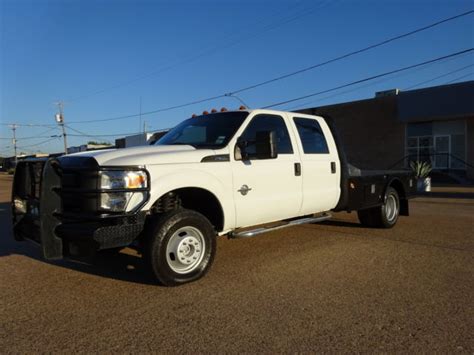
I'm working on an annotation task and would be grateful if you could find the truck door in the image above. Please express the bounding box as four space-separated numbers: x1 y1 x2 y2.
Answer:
231 113 303 228
290 115 341 215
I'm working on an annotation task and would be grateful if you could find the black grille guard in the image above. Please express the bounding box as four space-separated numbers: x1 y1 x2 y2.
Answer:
39 159 63 259
12 157 150 259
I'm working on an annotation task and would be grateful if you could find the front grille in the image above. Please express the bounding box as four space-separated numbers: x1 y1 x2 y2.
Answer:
56 156 101 216
60 170 99 214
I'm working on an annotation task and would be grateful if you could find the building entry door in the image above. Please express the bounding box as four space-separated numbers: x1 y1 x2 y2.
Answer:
434 135 450 169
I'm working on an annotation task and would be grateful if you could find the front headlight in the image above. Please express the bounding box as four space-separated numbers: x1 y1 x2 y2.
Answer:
100 170 148 189
99 170 148 212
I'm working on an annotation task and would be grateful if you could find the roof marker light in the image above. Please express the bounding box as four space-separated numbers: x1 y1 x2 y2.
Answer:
211 108 217 113
192 114 197 118
220 107 228 112
239 105 247 110
203 111 209 115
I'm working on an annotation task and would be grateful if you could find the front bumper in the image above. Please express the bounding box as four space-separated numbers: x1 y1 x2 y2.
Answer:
12 158 148 259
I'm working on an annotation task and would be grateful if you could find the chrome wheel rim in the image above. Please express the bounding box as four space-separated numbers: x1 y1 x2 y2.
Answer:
166 226 206 274
385 194 398 222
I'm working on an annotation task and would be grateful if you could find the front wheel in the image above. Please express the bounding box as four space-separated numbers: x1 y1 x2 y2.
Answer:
358 187 400 228
144 209 216 286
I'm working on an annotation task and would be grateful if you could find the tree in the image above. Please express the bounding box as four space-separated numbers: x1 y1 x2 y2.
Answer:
87 141 112 146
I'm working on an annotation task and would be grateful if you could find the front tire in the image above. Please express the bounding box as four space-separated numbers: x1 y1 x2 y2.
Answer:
144 209 216 286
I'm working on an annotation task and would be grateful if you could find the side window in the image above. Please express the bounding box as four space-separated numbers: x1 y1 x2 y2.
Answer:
293 117 329 154
240 114 293 155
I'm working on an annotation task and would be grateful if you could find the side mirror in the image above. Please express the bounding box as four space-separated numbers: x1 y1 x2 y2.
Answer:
235 130 278 161
255 130 278 159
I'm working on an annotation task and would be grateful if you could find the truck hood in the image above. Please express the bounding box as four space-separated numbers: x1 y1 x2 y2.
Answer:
67 145 216 166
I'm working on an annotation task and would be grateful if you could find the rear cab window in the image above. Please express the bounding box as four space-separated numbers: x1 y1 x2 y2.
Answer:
293 117 329 154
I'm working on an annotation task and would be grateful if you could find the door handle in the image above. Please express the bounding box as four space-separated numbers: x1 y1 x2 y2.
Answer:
238 185 252 196
331 162 336 174
294 162 301 176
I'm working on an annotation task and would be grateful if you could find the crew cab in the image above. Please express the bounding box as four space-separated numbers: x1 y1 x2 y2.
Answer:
11 109 416 286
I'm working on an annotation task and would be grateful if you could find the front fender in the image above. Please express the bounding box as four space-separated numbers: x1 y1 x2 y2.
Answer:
142 165 235 231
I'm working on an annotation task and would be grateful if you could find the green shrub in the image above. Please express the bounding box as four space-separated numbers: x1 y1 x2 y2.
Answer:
7 168 15 175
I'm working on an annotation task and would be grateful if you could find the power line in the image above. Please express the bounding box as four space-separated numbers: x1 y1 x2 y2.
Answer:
404 63 474 89
0 135 60 140
65 10 474 125
16 137 60 149
442 72 473 85
262 48 474 108
65 125 115 142
66 0 335 103
0 122 57 127
65 124 168 139
66 94 227 124
0 127 61 140
228 9 474 95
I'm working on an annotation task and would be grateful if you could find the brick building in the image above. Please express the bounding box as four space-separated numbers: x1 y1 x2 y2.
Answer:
299 80 474 180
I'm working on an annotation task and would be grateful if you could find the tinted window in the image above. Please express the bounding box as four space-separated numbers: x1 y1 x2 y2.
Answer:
240 114 293 155
293 117 329 154
157 112 248 149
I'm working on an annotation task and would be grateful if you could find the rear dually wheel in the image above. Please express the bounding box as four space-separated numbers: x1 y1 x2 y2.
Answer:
358 186 400 228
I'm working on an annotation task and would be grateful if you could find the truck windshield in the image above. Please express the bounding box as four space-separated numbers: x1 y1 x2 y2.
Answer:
156 111 249 149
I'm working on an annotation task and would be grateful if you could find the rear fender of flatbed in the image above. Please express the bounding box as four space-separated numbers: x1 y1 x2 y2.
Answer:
344 173 415 215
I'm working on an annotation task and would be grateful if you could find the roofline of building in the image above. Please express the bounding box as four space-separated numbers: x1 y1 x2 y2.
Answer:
299 79 474 112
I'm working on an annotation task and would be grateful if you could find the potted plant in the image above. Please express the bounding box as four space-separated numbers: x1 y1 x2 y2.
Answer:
410 161 432 192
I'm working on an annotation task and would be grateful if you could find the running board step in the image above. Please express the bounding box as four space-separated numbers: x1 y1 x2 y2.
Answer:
230 213 332 239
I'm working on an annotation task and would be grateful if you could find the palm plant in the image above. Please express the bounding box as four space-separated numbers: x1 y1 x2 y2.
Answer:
410 161 432 179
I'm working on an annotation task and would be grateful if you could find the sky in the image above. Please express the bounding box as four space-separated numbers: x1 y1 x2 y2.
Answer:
1 0 473 156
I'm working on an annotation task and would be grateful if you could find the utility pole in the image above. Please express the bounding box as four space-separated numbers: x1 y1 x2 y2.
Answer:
55 101 68 155
10 124 18 166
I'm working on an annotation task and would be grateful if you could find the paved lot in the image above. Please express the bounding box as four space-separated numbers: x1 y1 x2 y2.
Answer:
0 173 473 352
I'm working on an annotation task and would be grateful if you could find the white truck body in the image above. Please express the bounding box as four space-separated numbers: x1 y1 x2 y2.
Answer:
74 110 341 233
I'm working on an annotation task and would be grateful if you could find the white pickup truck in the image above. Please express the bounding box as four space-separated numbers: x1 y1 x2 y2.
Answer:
12 109 416 286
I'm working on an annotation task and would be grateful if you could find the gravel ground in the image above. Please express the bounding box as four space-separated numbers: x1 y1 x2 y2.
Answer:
0 173 473 353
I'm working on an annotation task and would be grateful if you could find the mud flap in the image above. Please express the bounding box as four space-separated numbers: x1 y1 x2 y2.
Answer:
40 159 63 259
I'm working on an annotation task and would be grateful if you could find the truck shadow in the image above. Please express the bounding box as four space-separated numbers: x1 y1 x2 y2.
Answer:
416 191 474 199
319 219 365 229
0 202 158 285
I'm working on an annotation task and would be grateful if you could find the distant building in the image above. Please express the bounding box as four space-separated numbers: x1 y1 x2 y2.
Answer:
298 80 474 181
67 143 113 154
124 133 153 148
115 130 168 148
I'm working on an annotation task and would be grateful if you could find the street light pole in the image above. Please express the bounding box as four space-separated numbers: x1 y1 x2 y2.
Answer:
10 124 18 166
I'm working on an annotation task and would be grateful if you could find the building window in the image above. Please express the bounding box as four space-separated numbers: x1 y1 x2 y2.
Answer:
406 120 466 170
406 136 433 165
